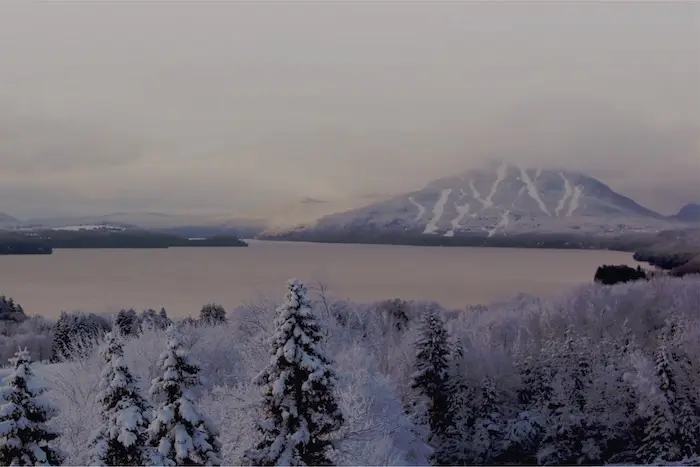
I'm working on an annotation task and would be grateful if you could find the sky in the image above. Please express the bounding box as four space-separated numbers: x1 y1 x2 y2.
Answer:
0 1 698 219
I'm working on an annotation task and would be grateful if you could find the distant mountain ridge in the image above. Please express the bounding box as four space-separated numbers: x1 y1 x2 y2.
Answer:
269 162 685 239
672 203 700 223
0 213 19 228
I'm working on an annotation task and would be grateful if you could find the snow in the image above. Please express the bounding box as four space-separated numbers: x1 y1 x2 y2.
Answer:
469 179 487 210
555 173 573 217
567 185 584 216
445 202 470 237
488 210 511 237
423 188 452 234
483 161 508 209
52 224 126 231
407 196 426 222
518 165 551 216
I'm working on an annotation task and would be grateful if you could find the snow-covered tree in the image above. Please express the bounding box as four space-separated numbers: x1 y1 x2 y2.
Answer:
632 341 700 464
199 304 227 326
0 348 63 466
410 307 452 447
149 324 222 466
470 377 505 464
435 337 473 465
243 279 344 466
88 332 152 466
114 309 139 337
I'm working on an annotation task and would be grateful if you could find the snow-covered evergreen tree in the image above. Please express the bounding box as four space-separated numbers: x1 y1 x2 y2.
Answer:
0 348 63 466
149 324 222 466
199 304 227 326
410 307 453 450
88 331 152 466
436 339 473 465
470 376 505 464
243 279 344 466
633 342 700 464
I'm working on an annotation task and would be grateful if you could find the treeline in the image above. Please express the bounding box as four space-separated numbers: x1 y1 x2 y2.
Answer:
0 229 247 253
0 298 230 365
263 228 654 252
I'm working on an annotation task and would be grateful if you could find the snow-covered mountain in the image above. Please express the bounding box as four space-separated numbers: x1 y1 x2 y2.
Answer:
290 162 676 238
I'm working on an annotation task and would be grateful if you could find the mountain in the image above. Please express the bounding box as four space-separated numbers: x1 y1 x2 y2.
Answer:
672 203 700 223
273 162 673 239
0 213 19 229
260 194 395 232
25 212 267 238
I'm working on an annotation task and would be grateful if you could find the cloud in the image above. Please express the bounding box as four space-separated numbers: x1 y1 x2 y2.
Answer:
0 113 145 175
0 2 697 217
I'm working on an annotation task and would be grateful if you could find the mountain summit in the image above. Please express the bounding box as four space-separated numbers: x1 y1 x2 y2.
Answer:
294 162 669 238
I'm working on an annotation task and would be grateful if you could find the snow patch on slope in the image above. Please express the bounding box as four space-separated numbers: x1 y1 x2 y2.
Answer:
469 180 486 210
408 196 427 222
518 166 551 216
484 161 508 209
567 185 583 217
445 202 470 237
555 173 573 217
488 210 511 237
424 189 452 234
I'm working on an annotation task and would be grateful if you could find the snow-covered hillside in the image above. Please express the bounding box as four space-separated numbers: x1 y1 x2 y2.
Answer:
294 162 683 237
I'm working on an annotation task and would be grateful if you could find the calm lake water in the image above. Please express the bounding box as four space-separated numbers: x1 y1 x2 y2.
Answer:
0 241 641 318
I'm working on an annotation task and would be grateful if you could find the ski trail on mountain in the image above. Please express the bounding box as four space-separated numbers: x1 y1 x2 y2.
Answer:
519 166 551 216
424 188 452 234
445 202 470 237
484 162 508 209
567 185 583 216
488 210 511 237
469 180 487 210
408 196 427 222
555 173 573 217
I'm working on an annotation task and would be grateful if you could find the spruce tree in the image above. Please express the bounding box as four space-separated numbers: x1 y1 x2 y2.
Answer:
411 308 452 442
635 343 698 463
0 348 63 466
436 338 473 465
243 279 344 466
471 377 505 464
149 324 221 466
199 304 227 326
88 332 152 466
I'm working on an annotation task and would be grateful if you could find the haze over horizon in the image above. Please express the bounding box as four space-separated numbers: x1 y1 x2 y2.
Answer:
0 1 698 219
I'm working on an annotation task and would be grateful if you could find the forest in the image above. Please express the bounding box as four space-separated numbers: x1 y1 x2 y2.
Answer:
2 274 700 465
0 229 247 254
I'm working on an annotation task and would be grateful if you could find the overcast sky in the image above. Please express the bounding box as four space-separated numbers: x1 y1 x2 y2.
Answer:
0 1 698 218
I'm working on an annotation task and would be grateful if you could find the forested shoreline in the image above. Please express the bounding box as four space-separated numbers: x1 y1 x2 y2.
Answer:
0 229 247 254
2 274 700 465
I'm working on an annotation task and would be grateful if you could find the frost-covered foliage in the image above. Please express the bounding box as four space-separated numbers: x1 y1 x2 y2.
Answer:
51 311 110 362
25 274 700 466
0 317 54 365
199 304 227 326
244 279 344 466
149 324 222 466
88 332 152 466
114 309 140 337
139 308 171 332
0 349 63 466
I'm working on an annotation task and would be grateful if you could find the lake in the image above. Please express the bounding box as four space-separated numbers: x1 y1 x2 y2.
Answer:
0 241 641 318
